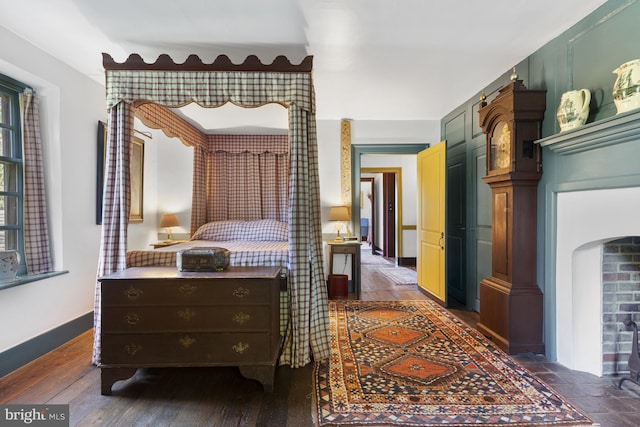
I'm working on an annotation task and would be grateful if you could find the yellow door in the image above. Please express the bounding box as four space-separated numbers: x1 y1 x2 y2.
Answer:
417 141 446 302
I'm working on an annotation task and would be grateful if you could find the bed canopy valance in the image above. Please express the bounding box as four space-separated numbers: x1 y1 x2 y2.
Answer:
94 53 329 368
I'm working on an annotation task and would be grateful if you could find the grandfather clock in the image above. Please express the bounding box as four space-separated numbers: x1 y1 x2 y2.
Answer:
477 75 546 354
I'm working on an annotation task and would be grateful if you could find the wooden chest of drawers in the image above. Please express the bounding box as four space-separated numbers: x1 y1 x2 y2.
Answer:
99 266 282 394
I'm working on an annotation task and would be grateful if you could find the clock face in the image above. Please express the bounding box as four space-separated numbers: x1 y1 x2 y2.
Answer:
490 121 511 170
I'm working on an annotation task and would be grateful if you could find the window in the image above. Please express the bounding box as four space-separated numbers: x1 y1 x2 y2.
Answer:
0 73 27 277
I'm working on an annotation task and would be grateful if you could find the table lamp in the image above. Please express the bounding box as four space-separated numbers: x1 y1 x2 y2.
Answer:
159 213 179 242
328 206 350 241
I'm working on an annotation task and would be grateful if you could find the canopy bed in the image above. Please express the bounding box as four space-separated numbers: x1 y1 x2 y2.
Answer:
93 53 330 369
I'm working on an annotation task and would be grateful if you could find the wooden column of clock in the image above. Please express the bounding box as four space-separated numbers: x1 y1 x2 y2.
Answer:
477 77 546 355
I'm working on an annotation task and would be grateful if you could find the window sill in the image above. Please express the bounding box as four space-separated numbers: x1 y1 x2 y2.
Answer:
0 270 69 291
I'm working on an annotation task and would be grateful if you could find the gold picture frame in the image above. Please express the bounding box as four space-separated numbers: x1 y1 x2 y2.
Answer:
129 136 144 223
96 121 144 224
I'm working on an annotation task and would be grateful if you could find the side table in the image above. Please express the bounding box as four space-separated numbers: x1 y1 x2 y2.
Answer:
150 240 188 249
327 241 362 298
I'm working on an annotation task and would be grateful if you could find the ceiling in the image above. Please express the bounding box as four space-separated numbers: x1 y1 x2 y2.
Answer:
1 0 608 133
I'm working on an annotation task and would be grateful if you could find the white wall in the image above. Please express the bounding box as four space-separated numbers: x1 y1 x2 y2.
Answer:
125 124 193 250
0 27 106 352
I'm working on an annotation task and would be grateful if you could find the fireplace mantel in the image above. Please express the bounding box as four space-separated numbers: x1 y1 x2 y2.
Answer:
536 109 640 155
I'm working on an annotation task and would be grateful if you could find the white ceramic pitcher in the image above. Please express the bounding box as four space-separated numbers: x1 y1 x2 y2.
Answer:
556 89 591 131
613 59 640 114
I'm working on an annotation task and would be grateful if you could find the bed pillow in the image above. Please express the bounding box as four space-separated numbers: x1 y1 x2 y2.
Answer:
191 219 288 241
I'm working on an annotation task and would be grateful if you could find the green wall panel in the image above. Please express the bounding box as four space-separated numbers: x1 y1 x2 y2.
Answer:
440 0 640 360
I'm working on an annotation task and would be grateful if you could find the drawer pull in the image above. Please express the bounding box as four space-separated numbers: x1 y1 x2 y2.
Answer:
125 343 142 356
179 284 197 296
232 312 251 325
178 308 196 321
125 287 143 300
232 287 250 298
126 313 141 325
232 342 249 354
179 335 196 349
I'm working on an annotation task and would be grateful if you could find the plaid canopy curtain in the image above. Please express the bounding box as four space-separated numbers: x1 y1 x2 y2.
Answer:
19 90 53 274
201 135 288 227
94 55 329 367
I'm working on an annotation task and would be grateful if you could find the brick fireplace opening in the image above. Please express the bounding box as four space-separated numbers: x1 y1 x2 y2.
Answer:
602 237 640 376
555 186 640 377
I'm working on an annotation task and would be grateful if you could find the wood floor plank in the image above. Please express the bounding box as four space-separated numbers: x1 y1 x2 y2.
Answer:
283 365 315 427
0 330 93 402
6 359 95 404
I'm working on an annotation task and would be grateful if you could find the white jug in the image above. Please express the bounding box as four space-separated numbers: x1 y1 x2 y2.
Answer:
556 89 591 131
613 59 640 114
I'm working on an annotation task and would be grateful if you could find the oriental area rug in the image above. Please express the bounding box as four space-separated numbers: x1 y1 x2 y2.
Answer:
313 301 594 426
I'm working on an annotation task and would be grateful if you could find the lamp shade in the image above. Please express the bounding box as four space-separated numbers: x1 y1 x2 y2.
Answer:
328 206 350 222
159 213 179 228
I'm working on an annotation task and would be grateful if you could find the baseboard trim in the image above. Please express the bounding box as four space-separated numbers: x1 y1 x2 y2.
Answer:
397 257 416 267
0 312 93 377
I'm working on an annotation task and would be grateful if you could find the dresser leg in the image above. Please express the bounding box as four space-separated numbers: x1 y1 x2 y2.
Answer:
238 366 276 392
101 367 138 395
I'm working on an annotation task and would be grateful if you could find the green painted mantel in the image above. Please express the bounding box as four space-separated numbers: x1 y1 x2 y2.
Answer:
536 109 640 155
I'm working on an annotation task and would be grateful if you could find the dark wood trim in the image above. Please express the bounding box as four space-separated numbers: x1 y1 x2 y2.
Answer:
0 312 93 377
382 173 396 258
397 257 416 267
103 53 313 73
360 177 375 253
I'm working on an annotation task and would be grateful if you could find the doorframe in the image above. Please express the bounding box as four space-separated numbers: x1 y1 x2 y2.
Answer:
351 144 429 258
382 172 396 258
360 177 375 253
361 168 400 257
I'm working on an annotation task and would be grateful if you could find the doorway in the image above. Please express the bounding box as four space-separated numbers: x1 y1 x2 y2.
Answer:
360 177 375 254
360 171 398 259
351 145 428 262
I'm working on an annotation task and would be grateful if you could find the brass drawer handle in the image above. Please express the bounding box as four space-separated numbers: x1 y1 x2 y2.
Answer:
179 283 197 296
125 343 142 356
126 313 141 325
232 287 250 298
125 287 143 300
232 312 251 325
179 335 196 349
232 342 249 354
178 308 196 321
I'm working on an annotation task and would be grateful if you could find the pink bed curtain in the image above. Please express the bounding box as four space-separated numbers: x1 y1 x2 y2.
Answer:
201 135 289 227
94 55 329 368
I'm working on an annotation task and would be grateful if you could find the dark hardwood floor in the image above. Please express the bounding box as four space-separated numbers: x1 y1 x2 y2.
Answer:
1 257 639 426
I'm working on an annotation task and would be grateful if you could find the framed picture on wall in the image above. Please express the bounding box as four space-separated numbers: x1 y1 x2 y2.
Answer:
129 136 144 223
96 120 145 224
96 121 106 225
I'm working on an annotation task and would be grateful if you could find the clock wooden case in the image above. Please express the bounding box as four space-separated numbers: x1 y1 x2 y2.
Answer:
477 78 546 355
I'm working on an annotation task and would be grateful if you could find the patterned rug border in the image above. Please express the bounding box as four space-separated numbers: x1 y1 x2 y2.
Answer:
313 300 595 427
